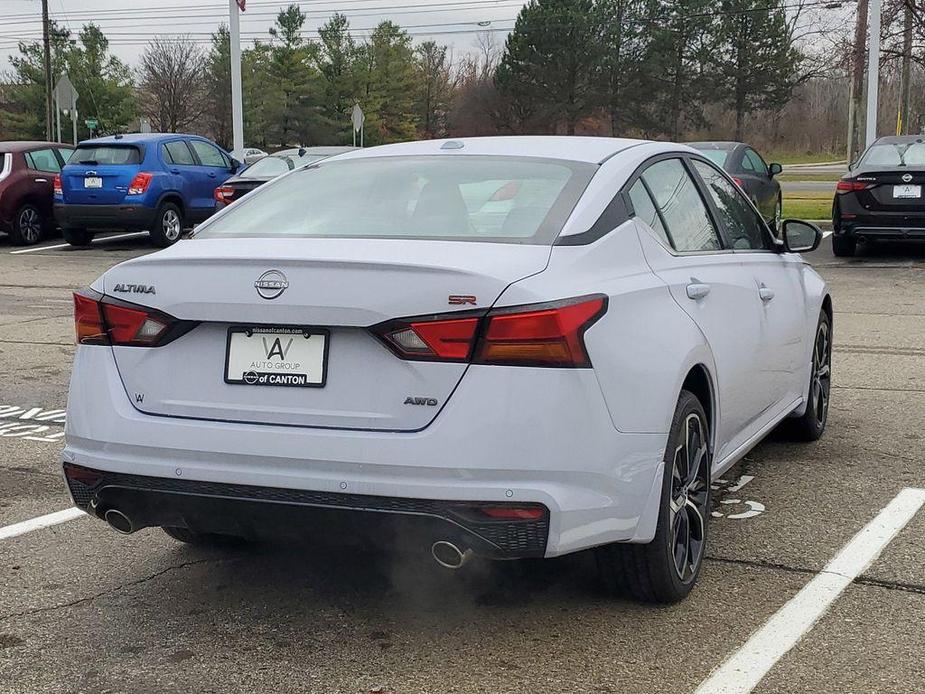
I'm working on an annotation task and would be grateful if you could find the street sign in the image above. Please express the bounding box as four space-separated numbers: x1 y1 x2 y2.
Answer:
53 75 77 112
84 118 98 130
351 103 365 131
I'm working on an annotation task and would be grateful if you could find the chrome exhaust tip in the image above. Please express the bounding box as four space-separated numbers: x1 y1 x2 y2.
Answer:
431 540 473 570
103 509 134 534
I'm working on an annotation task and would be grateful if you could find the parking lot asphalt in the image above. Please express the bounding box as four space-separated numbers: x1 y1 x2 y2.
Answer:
1 232 923 693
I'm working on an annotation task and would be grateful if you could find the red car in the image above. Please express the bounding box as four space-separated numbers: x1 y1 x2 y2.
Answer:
0 141 74 245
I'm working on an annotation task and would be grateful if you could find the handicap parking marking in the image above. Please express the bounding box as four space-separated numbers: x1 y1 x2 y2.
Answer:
9 231 148 255
695 487 925 694
0 507 85 541
711 474 764 520
0 405 66 444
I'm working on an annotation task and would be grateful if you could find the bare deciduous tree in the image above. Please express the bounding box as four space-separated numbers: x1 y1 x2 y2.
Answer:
138 37 208 132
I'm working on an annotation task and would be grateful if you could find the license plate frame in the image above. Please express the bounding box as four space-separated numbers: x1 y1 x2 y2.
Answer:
83 176 102 189
224 326 329 388
892 184 921 199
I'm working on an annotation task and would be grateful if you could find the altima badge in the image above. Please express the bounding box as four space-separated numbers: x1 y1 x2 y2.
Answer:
254 270 289 299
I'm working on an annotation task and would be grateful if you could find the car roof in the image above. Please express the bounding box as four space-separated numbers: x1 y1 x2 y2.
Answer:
76 133 212 146
686 141 742 151
0 141 70 152
330 136 655 165
273 146 358 156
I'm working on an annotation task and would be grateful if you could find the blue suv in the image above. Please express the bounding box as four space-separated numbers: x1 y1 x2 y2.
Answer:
55 133 240 247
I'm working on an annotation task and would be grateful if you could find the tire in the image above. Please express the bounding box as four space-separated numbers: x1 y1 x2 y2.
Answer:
832 234 856 257
782 311 832 442
10 203 45 246
149 202 184 247
63 227 93 246
162 526 246 546
596 391 711 603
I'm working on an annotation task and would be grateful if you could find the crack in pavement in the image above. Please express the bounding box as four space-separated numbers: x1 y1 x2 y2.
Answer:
831 385 925 394
706 555 925 598
0 555 240 624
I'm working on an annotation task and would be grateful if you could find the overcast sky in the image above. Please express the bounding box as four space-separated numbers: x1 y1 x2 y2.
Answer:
0 0 520 73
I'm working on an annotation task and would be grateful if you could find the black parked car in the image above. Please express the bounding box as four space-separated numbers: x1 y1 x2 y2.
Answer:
214 146 356 208
832 135 925 257
688 141 783 230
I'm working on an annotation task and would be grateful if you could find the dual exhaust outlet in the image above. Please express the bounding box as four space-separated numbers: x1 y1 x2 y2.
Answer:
101 507 474 569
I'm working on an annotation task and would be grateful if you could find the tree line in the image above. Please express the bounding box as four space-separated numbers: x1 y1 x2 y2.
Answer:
1 1 816 150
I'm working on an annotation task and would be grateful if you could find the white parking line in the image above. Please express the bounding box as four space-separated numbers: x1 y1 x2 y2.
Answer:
695 487 925 693
822 230 833 239
9 231 148 255
0 507 85 541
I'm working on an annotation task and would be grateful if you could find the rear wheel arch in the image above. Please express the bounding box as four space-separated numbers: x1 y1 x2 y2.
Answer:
156 192 185 217
681 364 715 453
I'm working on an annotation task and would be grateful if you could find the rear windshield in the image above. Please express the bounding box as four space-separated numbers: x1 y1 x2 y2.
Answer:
196 155 596 244
240 153 331 179
69 145 142 165
693 149 729 167
860 141 925 167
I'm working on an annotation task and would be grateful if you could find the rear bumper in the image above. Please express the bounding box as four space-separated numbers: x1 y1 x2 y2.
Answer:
62 346 668 557
839 225 925 240
54 203 156 231
65 463 550 558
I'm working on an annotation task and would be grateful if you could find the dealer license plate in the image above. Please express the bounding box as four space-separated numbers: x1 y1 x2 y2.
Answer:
84 177 102 188
224 327 327 388
892 184 920 199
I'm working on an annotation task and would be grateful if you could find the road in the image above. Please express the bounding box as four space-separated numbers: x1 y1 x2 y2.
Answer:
0 232 923 693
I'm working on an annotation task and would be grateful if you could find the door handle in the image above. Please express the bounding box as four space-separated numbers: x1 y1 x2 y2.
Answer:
686 282 711 300
170 168 180 174
758 284 775 302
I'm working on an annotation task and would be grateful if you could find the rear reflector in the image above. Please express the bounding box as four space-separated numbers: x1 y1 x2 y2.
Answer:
73 290 184 347
479 506 545 520
836 179 871 193
63 463 102 487
373 295 606 368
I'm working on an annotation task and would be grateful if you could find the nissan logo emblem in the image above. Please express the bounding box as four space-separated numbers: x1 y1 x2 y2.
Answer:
902 173 913 183
254 270 289 300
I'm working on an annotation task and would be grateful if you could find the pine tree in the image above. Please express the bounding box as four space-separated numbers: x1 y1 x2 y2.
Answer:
495 0 601 135
715 0 802 140
413 41 453 138
359 22 417 144
316 14 362 144
205 25 233 148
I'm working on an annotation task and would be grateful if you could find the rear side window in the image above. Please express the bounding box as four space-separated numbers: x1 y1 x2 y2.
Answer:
640 159 722 252
69 145 141 165
190 140 228 168
627 179 670 246
26 148 62 172
744 149 767 175
692 160 769 251
163 141 195 166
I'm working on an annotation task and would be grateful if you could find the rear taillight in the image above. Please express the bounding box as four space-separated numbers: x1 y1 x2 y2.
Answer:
836 179 871 193
127 172 153 195
73 290 181 347
731 176 744 188
475 296 606 367
214 185 235 204
373 295 606 368
53 174 62 196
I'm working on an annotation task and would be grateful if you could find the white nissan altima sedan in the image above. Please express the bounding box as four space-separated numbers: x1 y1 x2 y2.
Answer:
64 137 831 603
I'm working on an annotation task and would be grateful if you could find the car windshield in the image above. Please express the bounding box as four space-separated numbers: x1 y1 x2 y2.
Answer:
860 141 925 167
197 155 596 244
69 145 141 165
238 153 329 179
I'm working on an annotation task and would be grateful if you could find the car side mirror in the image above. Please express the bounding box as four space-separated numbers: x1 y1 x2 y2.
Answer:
768 162 782 177
230 158 242 172
781 219 822 253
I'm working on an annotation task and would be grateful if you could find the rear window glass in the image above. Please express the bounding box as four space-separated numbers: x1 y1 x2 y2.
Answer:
861 141 925 167
239 156 293 178
196 155 596 245
694 149 729 167
69 145 141 165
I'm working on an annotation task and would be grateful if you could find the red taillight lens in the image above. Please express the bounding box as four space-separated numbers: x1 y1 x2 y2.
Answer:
127 172 153 195
214 185 235 203
53 174 62 196
731 176 744 188
373 295 606 368
475 295 606 367
73 290 177 347
382 316 480 361
836 179 871 193
74 291 107 345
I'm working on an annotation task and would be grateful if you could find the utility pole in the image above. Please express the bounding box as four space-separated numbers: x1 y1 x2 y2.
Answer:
865 0 881 148
41 0 53 141
899 0 913 135
229 0 245 157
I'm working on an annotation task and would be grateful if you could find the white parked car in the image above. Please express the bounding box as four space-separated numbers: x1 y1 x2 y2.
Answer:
231 147 268 165
64 137 831 603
